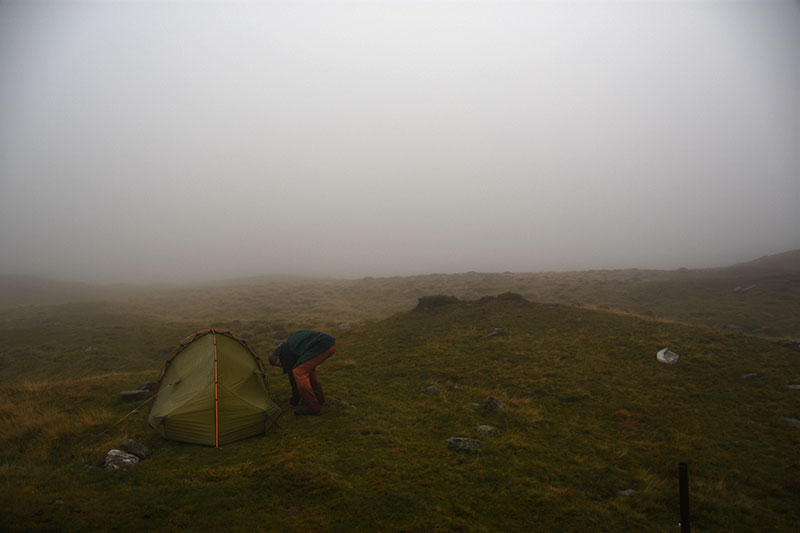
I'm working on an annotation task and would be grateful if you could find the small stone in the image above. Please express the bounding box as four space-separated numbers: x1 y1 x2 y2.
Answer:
104 449 140 470
482 397 507 413
423 385 438 393
742 373 761 379
786 418 800 429
618 489 637 497
449 383 461 391
447 437 481 453
476 425 498 436
119 390 151 402
788 384 800 390
121 437 151 460
487 328 507 338
575 318 583 324
53 499 64 505
338 322 351 329
656 348 679 364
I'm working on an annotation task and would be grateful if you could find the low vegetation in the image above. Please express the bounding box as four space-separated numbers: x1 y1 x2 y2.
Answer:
0 251 798 530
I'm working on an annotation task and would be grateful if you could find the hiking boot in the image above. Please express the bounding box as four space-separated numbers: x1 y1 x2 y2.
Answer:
315 391 325 405
294 408 321 416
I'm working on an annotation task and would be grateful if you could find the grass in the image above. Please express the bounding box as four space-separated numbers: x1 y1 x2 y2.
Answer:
0 286 799 531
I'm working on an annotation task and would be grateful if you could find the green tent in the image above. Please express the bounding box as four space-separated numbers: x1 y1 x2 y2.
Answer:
148 329 282 446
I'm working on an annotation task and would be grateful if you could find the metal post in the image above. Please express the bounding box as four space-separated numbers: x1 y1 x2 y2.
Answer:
679 462 690 533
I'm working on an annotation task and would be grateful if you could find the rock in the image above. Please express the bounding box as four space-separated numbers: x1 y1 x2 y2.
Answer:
104 449 140 470
137 382 158 392
575 317 583 324
476 425 498 436
447 437 481 453
789 384 800 390
423 385 438 393
121 438 151 460
449 383 461 391
487 328 507 338
733 284 756 293
119 390 151 402
786 418 800 429
482 397 507 413
618 489 637 497
742 373 761 379
656 348 679 364
338 322 351 329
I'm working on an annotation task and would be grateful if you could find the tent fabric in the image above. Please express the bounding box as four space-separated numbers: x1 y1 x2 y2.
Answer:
148 329 282 446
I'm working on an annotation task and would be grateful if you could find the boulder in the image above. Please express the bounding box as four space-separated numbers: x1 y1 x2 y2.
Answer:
482 397 507 413
121 438 151 460
119 390 151 402
104 449 140 470
447 437 481 453
656 348 679 364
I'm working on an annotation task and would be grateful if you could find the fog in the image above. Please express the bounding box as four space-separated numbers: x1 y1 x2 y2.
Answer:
1 0 798 283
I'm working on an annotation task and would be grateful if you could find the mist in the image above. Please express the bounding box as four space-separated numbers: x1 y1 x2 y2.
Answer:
1 0 798 284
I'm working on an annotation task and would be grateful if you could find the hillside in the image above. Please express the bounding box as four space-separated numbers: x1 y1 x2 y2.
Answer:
0 294 798 530
2 249 798 338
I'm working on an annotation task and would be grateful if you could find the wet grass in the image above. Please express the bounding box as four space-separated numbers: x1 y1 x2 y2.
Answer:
1 290 799 531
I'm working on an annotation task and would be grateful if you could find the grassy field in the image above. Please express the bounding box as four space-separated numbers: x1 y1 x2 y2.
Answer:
0 252 799 531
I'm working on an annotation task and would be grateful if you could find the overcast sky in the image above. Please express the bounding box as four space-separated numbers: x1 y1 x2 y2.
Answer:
1 0 798 283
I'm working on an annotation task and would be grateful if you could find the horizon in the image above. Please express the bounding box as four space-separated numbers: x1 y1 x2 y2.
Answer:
2 1 799 284
1 245 797 287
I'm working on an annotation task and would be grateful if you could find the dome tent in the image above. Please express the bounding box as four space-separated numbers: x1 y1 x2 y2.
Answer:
148 329 282 447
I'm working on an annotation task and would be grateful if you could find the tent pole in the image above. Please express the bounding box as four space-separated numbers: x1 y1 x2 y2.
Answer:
213 331 219 448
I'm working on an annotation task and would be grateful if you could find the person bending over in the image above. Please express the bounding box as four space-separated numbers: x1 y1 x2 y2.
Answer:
268 330 337 416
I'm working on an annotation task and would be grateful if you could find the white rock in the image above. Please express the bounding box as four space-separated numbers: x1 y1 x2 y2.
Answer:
104 449 140 470
657 348 679 364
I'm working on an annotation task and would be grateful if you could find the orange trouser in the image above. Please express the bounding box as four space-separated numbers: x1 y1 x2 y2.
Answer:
292 344 337 412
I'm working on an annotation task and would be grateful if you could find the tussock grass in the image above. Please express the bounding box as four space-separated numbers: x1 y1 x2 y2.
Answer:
0 275 799 530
